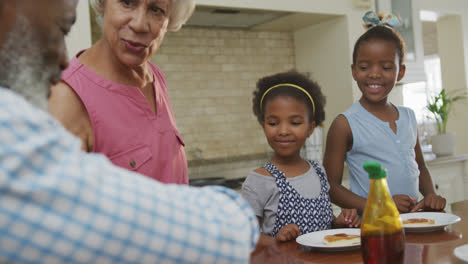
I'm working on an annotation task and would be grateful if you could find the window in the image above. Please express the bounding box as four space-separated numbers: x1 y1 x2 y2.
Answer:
403 55 442 123
301 127 323 162
402 55 442 158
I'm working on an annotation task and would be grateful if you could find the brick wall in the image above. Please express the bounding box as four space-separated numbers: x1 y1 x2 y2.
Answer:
152 27 296 163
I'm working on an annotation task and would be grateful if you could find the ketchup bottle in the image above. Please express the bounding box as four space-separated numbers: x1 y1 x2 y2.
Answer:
361 161 405 264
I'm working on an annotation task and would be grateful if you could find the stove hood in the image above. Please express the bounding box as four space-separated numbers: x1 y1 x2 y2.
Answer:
185 6 337 31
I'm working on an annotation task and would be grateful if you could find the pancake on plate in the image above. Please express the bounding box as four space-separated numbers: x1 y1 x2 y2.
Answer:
323 233 360 246
403 218 435 226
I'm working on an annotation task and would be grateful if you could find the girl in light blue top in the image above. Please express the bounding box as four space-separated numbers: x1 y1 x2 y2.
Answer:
323 11 446 214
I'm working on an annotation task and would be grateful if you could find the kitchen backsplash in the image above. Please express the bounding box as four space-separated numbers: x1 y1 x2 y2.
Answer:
152 27 296 163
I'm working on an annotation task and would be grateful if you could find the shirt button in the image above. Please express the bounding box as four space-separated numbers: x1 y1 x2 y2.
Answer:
396 140 400 143
130 160 136 168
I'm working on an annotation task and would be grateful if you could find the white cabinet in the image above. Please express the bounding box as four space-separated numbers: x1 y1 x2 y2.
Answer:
427 154 468 205
331 155 468 214
376 0 427 83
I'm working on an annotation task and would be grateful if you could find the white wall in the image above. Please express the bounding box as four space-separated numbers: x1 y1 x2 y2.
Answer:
294 16 354 132
420 0 468 155
65 0 92 59
436 16 468 154
196 0 359 15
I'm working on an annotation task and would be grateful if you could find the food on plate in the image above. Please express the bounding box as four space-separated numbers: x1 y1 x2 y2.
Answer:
403 218 435 226
323 233 360 246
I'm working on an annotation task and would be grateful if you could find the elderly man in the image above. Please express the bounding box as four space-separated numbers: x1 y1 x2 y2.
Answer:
0 0 259 263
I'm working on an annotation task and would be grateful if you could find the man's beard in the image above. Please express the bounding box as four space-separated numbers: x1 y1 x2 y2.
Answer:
0 15 60 111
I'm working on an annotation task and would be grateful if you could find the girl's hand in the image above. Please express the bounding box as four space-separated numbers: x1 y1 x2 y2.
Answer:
276 223 301 242
335 209 360 228
393 194 416 213
410 193 446 212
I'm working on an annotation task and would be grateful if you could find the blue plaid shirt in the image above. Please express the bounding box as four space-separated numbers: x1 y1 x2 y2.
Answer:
0 88 259 263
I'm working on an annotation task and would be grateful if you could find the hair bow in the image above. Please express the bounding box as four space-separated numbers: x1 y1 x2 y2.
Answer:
363 10 400 28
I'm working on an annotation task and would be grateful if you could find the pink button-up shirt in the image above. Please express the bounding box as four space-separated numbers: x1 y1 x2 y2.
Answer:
61 51 188 184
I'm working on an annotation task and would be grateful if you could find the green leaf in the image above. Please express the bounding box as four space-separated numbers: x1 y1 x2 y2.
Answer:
426 88 467 134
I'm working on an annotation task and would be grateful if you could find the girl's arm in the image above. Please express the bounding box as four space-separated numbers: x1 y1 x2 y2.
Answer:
323 115 367 214
257 216 300 242
411 135 446 211
415 135 436 196
332 209 360 228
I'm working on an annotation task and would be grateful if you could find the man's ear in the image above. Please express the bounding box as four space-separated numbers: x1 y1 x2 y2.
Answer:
397 64 406 82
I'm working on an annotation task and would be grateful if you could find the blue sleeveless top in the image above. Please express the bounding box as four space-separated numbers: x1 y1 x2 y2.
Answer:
342 102 419 199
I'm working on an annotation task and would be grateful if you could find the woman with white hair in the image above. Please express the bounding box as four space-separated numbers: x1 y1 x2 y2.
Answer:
49 0 195 184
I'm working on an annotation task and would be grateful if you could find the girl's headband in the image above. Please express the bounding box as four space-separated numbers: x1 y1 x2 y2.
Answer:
363 11 400 28
260 83 316 117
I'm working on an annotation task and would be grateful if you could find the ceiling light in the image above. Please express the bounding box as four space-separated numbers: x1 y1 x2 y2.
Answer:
420 10 438 22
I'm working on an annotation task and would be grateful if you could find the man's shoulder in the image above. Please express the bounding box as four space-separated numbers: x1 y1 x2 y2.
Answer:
0 87 73 145
0 87 51 122
0 87 88 175
0 87 36 116
0 86 24 102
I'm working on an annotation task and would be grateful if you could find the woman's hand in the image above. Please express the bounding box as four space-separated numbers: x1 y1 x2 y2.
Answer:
334 209 360 228
393 194 416 213
410 193 446 212
275 224 301 242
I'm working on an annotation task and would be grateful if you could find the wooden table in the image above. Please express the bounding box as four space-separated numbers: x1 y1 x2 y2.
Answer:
250 200 468 264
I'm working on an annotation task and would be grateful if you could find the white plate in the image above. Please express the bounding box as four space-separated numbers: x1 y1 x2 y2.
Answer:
400 212 461 233
454 244 468 263
296 228 360 252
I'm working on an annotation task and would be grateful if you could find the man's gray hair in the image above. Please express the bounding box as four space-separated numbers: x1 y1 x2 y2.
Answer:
89 0 195 31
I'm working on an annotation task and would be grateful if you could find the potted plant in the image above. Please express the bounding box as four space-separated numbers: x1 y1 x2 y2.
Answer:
426 89 467 156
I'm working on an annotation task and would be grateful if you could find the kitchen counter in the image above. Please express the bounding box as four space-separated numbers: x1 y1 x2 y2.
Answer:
334 154 468 214
425 154 468 205
427 154 468 165
188 153 266 181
